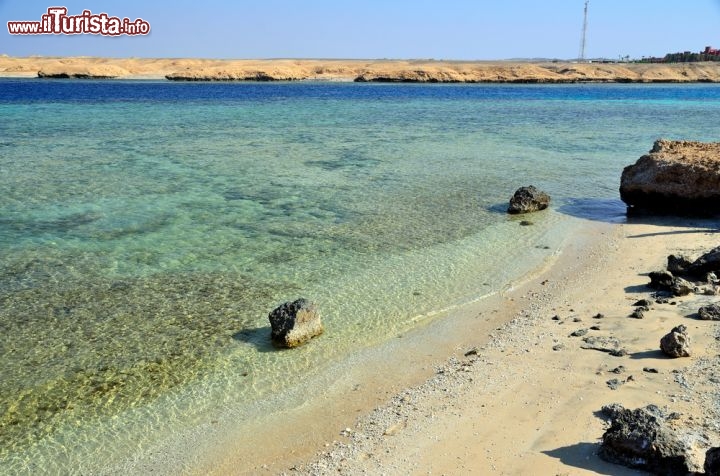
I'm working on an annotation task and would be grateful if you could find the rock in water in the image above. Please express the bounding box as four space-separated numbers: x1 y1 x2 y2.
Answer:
705 447 720 476
620 139 720 215
268 298 323 348
599 404 692 476
699 303 720 321
507 186 550 214
660 324 691 358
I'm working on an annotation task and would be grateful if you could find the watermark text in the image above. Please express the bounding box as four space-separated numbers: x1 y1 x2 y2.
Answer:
7 7 150 36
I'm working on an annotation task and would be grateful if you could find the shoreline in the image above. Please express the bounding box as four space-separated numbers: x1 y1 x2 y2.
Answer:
109 214 720 475
2 57 720 83
242 217 719 474
104 215 579 475
288 217 720 475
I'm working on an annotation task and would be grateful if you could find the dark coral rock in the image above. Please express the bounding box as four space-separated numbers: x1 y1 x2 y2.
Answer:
660 324 691 358
507 185 550 214
599 404 692 476
268 298 323 348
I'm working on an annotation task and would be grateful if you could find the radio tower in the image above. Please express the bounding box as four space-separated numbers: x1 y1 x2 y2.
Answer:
579 0 589 61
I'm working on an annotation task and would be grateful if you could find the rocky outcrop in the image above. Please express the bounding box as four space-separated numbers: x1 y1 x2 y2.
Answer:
620 139 720 214
353 64 567 83
660 325 691 358
645 249 720 299
699 303 720 320
507 186 550 214
687 246 720 276
667 255 693 275
166 68 307 81
37 64 128 79
649 270 675 289
268 298 323 348
599 404 692 476
648 270 694 297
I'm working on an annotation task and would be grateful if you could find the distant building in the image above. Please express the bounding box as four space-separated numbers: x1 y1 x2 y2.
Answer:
639 46 720 63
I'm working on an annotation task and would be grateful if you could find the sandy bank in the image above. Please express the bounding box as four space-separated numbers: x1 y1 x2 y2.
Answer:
2 57 720 82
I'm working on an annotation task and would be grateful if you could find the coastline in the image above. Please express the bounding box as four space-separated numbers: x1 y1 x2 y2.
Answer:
291 217 720 475
299 219 720 475
108 215 720 475
2 56 720 82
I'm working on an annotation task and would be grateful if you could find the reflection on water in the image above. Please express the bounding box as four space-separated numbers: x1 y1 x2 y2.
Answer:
558 198 628 223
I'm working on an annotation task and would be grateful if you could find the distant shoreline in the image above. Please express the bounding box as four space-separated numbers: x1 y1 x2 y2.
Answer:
2 56 720 83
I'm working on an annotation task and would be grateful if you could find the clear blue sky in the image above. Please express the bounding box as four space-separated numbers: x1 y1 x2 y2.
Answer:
2 1 719 60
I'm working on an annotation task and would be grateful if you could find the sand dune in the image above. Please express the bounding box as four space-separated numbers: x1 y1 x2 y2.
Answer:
2 56 720 82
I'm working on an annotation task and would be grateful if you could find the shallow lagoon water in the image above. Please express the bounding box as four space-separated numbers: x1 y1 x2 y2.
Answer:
1 81 720 472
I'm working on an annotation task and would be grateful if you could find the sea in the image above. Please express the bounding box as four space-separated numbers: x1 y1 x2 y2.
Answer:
1 79 719 473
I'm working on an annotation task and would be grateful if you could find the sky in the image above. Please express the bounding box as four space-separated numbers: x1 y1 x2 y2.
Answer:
1 1 719 60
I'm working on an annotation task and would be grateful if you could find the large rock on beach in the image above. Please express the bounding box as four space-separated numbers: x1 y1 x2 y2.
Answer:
507 186 550 214
649 270 675 289
599 404 692 476
660 324 691 358
698 303 720 321
667 254 693 275
688 245 720 276
648 270 694 297
268 298 323 348
620 139 720 215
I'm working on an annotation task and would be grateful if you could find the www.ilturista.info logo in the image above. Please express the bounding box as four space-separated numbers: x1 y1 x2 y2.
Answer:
7 7 150 36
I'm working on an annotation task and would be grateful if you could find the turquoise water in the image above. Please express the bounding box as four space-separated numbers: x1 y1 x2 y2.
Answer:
2 81 720 472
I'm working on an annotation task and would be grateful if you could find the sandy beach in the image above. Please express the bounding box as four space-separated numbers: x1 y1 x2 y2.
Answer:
281 218 720 475
2 56 720 82
107 214 720 475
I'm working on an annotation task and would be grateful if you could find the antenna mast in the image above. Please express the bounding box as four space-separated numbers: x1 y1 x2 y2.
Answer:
579 0 589 60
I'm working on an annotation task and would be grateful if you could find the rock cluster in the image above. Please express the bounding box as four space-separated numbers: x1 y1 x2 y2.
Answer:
268 298 323 348
648 271 694 297
507 186 550 214
599 404 692 476
620 139 720 215
646 248 720 297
